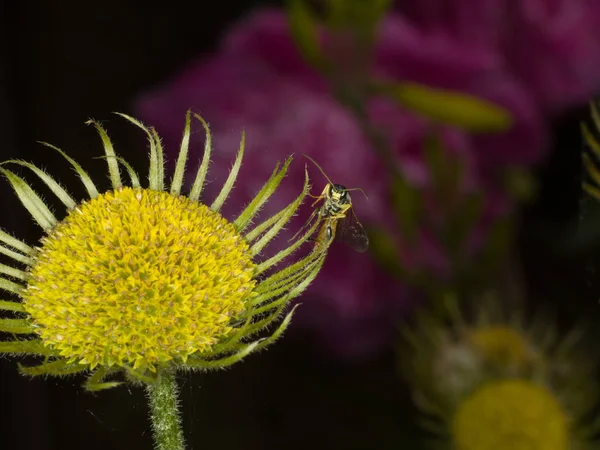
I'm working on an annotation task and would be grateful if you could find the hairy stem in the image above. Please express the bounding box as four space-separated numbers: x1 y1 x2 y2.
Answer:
146 369 186 450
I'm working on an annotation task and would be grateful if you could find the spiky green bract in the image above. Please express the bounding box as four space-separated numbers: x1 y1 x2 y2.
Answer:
582 101 600 200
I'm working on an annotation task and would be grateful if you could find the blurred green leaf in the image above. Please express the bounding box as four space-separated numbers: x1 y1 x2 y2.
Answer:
582 122 600 158
326 0 392 35
562 102 600 253
581 116 600 202
424 132 445 189
390 173 421 240
287 0 328 71
477 217 514 278
366 226 404 278
503 166 538 203
590 100 600 136
423 132 465 207
368 0 394 24
371 81 513 133
445 193 484 260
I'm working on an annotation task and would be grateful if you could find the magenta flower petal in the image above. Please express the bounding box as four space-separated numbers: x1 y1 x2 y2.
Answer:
222 8 326 90
375 15 500 87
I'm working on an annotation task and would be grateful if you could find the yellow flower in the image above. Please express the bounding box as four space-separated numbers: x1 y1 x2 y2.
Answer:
399 292 598 449
0 112 326 389
452 379 568 450
467 325 535 374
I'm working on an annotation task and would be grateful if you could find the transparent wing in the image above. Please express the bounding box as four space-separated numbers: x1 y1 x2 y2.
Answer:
335 207 369 253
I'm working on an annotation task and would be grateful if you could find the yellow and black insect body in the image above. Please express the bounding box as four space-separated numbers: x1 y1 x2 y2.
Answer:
299 155 369 253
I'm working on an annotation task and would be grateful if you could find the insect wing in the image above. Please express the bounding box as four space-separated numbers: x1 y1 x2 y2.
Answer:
334 207 369 253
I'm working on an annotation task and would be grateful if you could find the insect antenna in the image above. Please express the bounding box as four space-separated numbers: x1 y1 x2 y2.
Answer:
344 187 369 200
302 154 335 187
301 154 369 200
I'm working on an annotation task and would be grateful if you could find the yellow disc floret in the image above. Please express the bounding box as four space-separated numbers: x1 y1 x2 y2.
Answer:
452 379 569 450
469 326 532 370
22 187 257 371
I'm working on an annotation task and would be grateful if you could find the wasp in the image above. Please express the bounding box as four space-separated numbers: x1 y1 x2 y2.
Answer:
298 154 369 253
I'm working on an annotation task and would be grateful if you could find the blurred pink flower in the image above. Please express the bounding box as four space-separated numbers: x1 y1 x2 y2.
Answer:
397 0 600 112
224 9 544 172
133 7 566 359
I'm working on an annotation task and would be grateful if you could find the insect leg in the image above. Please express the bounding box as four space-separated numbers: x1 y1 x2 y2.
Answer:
327 204 351 220
289 208 320 242
310 185 329 207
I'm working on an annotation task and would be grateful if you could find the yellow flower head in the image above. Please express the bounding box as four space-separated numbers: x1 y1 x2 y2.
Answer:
0 112 326 389
452 379 568 450
25 188 256 370
468 325 531 371
399 292 599 449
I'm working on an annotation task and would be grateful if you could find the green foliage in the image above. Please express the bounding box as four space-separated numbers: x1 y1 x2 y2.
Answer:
287 0 328 72
366 132 516 298
371 81 513 133
325 0 392 36
563 101 600 253
287 0 393 75
366 226 403 278
390 172 421 240
423 132 464 202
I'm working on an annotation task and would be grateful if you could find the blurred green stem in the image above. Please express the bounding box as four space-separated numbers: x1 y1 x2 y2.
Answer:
146 369 186 450
341 91 403 180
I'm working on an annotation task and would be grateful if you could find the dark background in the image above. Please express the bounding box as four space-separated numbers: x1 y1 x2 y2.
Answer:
0 1 597 449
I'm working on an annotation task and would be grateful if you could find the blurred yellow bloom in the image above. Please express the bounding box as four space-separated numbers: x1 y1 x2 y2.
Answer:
453 379 568 450
400 292 598 449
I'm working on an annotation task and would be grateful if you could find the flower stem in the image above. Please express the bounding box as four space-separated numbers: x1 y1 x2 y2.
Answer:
146 369 186 450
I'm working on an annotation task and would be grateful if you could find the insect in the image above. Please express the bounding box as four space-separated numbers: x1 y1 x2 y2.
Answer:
299 154 369 253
